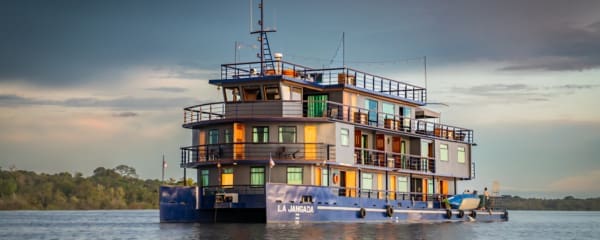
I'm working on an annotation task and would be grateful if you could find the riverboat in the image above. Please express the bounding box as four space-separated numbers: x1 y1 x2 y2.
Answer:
159 0 508 223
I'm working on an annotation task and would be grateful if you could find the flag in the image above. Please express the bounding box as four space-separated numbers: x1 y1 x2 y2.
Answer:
163 159 168 169
269 152 275 168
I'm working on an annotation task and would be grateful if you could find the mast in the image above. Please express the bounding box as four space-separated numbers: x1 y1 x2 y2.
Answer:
251 0 276 75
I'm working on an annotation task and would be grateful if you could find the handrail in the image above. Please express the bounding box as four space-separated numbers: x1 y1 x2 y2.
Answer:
182 100 474 144
354 147 436 173
218 60 426 104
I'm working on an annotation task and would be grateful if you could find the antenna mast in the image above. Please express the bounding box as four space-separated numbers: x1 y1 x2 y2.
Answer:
251 0 276 75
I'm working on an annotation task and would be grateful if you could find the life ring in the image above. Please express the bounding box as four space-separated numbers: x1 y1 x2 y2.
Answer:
386 206 394 217
470 210 477 218
458 210 465 218
332 174 340 184
359 208 367 218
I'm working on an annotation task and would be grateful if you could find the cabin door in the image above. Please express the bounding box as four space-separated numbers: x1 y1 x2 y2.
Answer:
410 178 423 201
233 123 245 160
304 125 317 160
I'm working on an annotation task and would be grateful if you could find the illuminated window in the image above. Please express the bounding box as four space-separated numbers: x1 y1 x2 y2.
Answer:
221 168 233 187
201 169 209 187
252 126 269 143
250 167 265 186
440 144 448 161
278 126 297 143
340 128 349 146
458 147 466 163
397 176 408 193
208 129 219 144
287 167 303 185
361 173 373 190
321 168 329 186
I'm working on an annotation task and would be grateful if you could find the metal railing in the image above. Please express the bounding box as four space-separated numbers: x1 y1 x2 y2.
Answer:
181 142 334 166
183 100 474 144
354 148 436 173
220 60 426 104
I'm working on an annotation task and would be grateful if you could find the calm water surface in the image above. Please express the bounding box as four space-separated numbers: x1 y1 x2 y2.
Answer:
0 210 598 239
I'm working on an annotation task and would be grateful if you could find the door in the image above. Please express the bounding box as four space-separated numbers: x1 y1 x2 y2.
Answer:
389 175 396 200
307 95 328 117
376 134 385 166
410 178 423 201
361 134 369 164
440 180 449 195
304 125 317 160
339 171 347 196
345 170 357 197
233 123 245 160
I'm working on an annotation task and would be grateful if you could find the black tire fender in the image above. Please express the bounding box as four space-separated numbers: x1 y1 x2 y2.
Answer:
458 210 465 218
470 210 477 218
386 206 394 217
445 209 452 219
359 208 366 218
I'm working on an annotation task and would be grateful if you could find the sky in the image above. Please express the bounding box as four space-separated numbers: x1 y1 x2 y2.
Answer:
1 0 599 198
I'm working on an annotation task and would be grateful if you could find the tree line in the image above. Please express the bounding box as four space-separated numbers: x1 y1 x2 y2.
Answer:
494 195 600 211
0 165 179 210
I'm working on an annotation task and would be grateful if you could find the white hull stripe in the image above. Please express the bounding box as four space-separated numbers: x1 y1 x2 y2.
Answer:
316 206 506 215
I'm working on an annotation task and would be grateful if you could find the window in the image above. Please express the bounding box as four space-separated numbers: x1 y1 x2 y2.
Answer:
250 167 265 186
397 176 408 193
208 129 219 144
457 147 466 163
340 128 349 146
291 87 302 101
243 86 262 101
287 167 303 185
440 144 448 161
278 126 297 143
428 178 434 194
252 126 269 143
221 168 233 187
264 85 281 100
224 129 232 143
382 102 394 119
224 87 241 102
321 168 329 186
201 169 209 187
365 99 378 126
361 173 373 190
400 106 411 129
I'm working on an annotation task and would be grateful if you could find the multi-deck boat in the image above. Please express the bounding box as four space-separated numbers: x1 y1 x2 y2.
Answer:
159 0 508 223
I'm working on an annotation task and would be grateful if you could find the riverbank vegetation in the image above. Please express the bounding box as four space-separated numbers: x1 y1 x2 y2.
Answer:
0 165 169 210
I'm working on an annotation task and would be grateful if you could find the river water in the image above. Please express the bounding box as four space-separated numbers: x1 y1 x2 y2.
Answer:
0 210 598 239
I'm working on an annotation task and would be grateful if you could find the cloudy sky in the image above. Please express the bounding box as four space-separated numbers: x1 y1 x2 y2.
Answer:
1 0 599 198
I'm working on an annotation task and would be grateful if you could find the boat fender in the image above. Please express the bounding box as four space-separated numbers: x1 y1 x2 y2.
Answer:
503 210 509 220
386 206 394 217
470 210 477 218
458 210 465 218
445 209 452 219
359 208 367 218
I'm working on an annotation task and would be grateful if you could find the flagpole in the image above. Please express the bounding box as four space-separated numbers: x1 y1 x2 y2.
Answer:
162 154 165 183
268 152 273 183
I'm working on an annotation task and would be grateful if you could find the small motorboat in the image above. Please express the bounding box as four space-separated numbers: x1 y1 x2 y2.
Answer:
448 194 481 210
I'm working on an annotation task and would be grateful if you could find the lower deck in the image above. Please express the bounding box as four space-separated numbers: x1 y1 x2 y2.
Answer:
159 184 508 223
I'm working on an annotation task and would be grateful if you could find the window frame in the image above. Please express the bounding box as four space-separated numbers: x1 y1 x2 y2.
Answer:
457 147 466 163
440 144 449 161
208 129 219 144
252 126 269 143
287 167 303 185
250 167 265 186
278 126 297 143
340 128 349 146
201 169 209 187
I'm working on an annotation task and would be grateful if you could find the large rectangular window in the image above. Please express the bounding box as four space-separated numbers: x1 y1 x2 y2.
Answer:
250 167 265 186
339 128 350 146
221 168 233 187
208 129 219 144
201 169 209 187
321 168 329 186
252 126 269 143
382 102 394 119
264 85 281 100
440 144 448 161
397 176 408 193
278 126 297 143
287 167 303 185
361 173 373 190
457 147 466 163
365 99 378 126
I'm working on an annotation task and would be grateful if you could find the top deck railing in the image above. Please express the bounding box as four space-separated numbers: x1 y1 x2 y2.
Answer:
220 60 427 104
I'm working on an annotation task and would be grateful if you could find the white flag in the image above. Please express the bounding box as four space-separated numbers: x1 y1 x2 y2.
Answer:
163 159 168 169
269 153 275 168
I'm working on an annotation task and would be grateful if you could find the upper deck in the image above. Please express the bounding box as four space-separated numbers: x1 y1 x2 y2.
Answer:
208 60 427 106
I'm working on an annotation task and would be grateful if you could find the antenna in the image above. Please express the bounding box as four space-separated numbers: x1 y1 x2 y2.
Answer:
250 0 276 75
342 32 345 67
249 0 253 32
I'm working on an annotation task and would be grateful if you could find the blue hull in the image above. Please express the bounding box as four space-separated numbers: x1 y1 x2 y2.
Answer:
159 184 508 223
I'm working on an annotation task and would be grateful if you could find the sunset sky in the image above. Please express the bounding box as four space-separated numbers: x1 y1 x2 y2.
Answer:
1 0 599 198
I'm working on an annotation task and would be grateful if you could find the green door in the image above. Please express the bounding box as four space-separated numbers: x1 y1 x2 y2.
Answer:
308 95 328 117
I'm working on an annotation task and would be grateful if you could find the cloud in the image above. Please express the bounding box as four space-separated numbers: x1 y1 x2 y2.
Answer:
112 112 138 118
0 94 198 110
547 170 600 195
145 87 187 93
